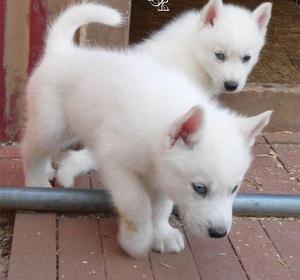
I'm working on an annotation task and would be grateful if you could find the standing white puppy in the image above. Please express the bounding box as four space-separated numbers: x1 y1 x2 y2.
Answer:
22 4 272 257
56 0 272 185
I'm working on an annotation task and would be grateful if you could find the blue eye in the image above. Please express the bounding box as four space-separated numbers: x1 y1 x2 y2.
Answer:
215 52 226 62
192 182 208 196
231 185 239 194
242 55 251 63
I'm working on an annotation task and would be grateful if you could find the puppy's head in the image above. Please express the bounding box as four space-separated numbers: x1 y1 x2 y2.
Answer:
156 106 272 238
194 0 272 94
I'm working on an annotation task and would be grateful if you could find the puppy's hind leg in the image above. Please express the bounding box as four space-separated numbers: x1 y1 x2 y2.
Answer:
151 194 184 253
22 135 55 188
22 107 66 188
56 148 97 188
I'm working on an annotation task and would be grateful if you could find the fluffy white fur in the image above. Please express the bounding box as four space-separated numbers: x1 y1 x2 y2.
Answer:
56 0 272 188
22 3 272 257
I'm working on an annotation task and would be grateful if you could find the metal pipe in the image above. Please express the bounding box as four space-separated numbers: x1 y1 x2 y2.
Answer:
233 193 300 217
0 187 300 217
0 187 114 213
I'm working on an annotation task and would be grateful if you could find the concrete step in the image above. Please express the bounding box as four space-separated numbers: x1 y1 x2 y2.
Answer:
220 83 300 132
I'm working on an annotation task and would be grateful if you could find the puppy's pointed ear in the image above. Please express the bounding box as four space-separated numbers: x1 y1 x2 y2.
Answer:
202 0 223 26
252 2 272 35
238 110 272 147
169 106 204 148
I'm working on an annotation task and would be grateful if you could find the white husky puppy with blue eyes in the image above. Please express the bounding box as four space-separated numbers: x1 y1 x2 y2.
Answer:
135 0 272 95
56 0 272 189
22 3 272 257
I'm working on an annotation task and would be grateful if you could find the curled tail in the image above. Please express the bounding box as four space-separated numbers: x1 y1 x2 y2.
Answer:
46 3 123 51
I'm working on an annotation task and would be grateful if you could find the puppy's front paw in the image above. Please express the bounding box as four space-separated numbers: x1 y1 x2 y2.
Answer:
153 226 185 253
118 218 153 258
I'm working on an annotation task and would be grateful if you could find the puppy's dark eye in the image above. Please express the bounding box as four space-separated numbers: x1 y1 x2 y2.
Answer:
215 52 226 62
231 185 239 194
242 55 251 63
192 182 208 196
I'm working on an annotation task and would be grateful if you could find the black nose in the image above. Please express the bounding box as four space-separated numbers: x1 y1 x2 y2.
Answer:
208 228 227 238
224 81 238 91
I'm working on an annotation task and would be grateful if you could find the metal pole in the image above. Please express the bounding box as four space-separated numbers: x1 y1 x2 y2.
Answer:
233 194 300 217
0 187 300 217
0 187 114 213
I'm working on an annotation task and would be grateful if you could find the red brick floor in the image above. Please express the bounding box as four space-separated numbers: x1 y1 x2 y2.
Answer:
1 132 300 280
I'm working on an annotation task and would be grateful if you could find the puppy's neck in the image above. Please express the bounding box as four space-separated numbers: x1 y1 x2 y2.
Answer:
135 11 217 96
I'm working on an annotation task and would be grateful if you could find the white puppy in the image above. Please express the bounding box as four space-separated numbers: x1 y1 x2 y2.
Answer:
56 0 272 186
22 3 272 257
134 0 272 95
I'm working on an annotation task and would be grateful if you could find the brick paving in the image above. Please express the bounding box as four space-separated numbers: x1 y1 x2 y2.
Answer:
1 132 300 280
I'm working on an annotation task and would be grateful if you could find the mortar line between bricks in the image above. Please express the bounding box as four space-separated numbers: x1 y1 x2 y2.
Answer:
264 135 300 185
258 220 295 279
147 252 156 280
263 135 291 175
56 214 59 280
227 234 251 280
88 171 93 189
97 219 108 280
182 226 204 280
